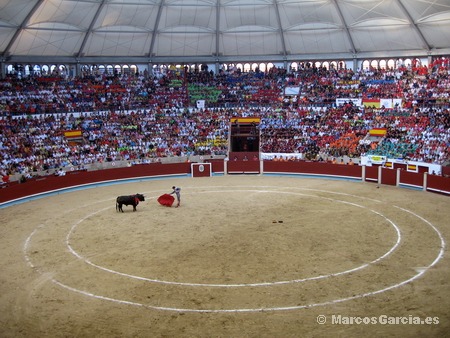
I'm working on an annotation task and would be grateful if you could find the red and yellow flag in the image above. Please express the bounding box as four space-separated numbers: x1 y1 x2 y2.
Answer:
363 99 381 108
369 128 387 136
64 130 82 139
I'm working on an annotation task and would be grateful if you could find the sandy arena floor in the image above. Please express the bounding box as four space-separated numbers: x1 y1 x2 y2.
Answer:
0 175 449 337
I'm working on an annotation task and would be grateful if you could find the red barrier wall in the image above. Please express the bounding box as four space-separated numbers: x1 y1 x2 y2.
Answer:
365 166 379 182
442 166 450 177
191 163 212 177
263 161 362 178
427 174 450 194
1 161 449 205
400 170 424 187
0 163 190 203
205 159 224 173
227 160 260 173
381 168 397 186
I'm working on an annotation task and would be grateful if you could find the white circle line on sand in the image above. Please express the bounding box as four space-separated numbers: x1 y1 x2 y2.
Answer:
65 190 401 287
50 203 446 313
394 206 446 265
187 185 383 204
22 186 445 313
23 226 42 268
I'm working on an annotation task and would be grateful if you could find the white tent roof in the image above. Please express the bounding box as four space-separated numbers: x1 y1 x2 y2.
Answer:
1 0 450 64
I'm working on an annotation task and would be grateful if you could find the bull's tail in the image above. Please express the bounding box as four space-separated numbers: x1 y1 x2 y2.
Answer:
116 201 119 212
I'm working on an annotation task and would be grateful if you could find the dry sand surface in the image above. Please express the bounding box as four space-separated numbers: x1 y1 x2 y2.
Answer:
0 175 449 337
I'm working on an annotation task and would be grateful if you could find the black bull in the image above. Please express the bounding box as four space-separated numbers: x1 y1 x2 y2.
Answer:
116 193 145 212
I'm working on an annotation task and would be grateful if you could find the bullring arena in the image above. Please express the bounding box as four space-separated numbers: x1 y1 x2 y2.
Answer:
1 166 449 337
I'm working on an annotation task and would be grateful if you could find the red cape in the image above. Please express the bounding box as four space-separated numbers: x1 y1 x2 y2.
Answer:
157 194 175 207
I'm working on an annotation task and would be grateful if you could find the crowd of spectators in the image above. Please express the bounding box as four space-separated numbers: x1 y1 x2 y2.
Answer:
0 57 449 180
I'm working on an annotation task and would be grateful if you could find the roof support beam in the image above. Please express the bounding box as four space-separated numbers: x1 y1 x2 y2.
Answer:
330 0 357 55
395 0 431 51
1 0 45 59
215 0 221 59
149 0 166 58
273 0 287 58
77 0 107 59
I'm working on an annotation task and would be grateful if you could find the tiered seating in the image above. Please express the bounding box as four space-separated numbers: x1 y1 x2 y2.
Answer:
0 59 449 181
367 141 419 159
187 84 221 105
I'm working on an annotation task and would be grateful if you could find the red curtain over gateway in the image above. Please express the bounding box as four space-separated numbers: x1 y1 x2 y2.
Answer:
230 117 261 123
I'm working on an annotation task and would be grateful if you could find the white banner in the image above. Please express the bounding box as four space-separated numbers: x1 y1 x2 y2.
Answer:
336 98 362 107
196 100 205 109
380 98 392 108
393 98 403 108
262 153 303 160
284 87 300 95
362 155 387 166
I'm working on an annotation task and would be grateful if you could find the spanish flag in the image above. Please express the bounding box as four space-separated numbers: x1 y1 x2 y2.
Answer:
407 164 418 172
363 99 381 108
64 130 83 139
369 128 387 136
